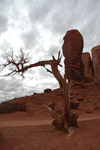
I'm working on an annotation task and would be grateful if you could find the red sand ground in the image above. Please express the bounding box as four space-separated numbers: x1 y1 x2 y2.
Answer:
0 84 100 150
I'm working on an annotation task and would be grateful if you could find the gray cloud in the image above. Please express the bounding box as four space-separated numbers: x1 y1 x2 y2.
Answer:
20 28 40 49
0 0 9 33
0 0 100 102
0 13 8 33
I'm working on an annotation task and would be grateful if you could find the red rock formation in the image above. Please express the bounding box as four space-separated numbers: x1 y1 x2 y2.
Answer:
44 88 52 93
82 52 94 81
62 29 85 81
91 45 100 80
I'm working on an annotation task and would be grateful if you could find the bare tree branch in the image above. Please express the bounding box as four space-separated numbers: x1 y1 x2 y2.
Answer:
37 104 61 120
1 49 30 77
43 66 53 74
1 50 62 78
72 77 100 87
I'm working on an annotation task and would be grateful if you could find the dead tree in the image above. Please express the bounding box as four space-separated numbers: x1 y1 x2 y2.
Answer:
1 49 100 132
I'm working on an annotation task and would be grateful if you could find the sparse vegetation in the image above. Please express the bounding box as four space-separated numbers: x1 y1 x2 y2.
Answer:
83 90 87 93
83 98 97 105
41 98 45 101
90 92 94 95
0 101 26 114
86 97 89 101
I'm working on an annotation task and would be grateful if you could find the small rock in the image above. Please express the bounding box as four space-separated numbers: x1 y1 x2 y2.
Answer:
95 106 100 110
70 92 78 96
33 96 37 98
34 92 38 95
38 101 42 105
41 98 45 101
70 96 77 100
44 88 52 93
56 93 61 96
77 98 84 101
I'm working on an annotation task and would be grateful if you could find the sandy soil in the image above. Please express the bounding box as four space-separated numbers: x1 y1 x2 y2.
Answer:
1 111 100 127
0 111 100 150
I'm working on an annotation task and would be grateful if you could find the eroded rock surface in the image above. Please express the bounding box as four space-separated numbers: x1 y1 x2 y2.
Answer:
44 88 52 93
62 29 84 81
91 45 100 80
82 52 94 81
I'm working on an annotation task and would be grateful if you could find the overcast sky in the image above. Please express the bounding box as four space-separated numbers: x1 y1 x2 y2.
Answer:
0 0 100 102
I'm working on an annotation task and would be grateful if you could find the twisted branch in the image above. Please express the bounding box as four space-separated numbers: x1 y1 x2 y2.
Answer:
1 50 62 78
38 104 61 120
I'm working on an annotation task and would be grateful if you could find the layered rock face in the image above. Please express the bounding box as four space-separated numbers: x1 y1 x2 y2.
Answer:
91 45 100 80
82 52 94 81
62 29 84 81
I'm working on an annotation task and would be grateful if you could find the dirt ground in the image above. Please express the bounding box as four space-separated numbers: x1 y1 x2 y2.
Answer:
0 110 100 150
0 84 100 150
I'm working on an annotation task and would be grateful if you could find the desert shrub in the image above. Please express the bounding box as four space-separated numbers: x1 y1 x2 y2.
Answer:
0 101 26 114
17 102 26 111
0 101 16 114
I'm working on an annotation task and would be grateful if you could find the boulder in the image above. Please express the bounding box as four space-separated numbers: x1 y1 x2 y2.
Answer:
70 100 80 109
62 29 85 81
44 88 52 93
91 45 100 80
38 101 42 105
48 102 55 110
77 97 84 101
82 52 94 80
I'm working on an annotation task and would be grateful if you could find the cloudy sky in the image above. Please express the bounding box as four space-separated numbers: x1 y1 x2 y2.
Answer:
0 0 100 102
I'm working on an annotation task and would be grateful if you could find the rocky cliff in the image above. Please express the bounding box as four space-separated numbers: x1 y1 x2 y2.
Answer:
91 45 100 80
